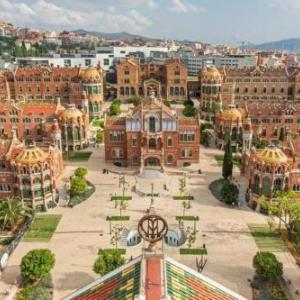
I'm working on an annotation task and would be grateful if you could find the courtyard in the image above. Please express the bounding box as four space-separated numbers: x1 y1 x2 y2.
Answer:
1 146 300 299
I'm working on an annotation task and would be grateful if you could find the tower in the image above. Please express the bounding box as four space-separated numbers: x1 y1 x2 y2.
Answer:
51 119 62 151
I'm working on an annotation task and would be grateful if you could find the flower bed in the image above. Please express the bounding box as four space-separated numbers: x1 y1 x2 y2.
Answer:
69 181 95 207
98 248 126 255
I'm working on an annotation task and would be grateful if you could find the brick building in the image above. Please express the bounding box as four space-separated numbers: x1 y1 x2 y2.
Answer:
0 65 104 119
0 132 63 210
104 93 200 170
0 100 89 151
242 135 300 210
116 58 188 102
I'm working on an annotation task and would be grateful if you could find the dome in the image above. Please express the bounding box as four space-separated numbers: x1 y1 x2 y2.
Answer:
60 105 83 121
201 66 222 82
15 146 48 164
256 145 288 165
80 68 101 81
218 105 242 122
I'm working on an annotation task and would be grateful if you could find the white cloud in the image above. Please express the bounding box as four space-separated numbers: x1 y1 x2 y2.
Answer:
269 0 300 10
0 0 152 33
169 0 204 13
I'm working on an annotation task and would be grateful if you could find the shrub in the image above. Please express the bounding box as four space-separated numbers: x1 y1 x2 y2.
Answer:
184 99 194 107
109 100 121 116
253 252 283 281
163 99 171 107
220 180 239 205
74 167 88 178
21 249 55 282
183 105 196 117
93 250 125 275
96 131 103 143
128 97 142 106
70 176 87 196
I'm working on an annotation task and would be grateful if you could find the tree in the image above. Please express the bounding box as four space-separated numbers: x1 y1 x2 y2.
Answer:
178 174 186 196
0 198 31 230
96 131 103 143
163 99 171 107
109 100 121 116
279 128 286 142
182 200 191 216
74 167 88 178
222 137 233 180
183 105 196 117
119 200 127 217
70 176 87 196
253 252 283 281
21 249 55 282
93 251 125 275
220 180 239 205
260 191 300 238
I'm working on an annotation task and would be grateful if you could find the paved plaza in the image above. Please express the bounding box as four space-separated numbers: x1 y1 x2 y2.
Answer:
1 146 300 300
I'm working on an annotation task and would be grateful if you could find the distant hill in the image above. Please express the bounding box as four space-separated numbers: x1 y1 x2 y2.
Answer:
72 29 152 41
252 38 300 52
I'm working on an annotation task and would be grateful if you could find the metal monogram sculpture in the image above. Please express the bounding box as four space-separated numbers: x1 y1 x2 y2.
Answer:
138 214 168 244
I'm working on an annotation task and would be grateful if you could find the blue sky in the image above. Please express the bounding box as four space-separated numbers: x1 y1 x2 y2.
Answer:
1 0 300 44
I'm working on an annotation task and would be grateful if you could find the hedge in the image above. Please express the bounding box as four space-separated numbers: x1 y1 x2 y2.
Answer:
180 248 208 255
106 216 130 221
173 196 194 200
176 216 199 221
111 196 132 201
98 248 126 255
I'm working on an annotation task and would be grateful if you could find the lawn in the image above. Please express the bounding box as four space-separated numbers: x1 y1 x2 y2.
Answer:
214 155 241 167
66 151 92 162
248 224 287 252
23 215 62 242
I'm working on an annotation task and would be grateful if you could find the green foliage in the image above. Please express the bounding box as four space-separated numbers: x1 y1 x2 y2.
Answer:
21 249 55 282
66 151 92 161
184 99 194 107
220 180 239 205
106 216 130 221
93 250 125 275
163 99 171 107
128 97 142 106
109 100 121 116
222 138 233 180
74 167 88 178
176 216 199 221
98 248 126 255
253 252 283 281
111 196 132 201
201 130 209 146
23 215 61 242
96 130 103 143
70 176 87 196
92 119 105 128
173 196 194 200
69 181 95 207
252 134 269 149
180 248 207 255
0 198 31 230
279 128 286 142
183 105 196 117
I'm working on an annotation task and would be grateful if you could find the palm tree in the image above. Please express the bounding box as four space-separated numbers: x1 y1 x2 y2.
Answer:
0 198 31 231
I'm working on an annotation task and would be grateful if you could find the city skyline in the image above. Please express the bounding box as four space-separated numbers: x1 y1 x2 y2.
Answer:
1 0 300 44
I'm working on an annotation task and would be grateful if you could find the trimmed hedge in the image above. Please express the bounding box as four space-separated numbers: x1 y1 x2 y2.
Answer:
180 248 208 255
98 248 126 255
176 216 199 221
111 196 132 201
106 216 130 221
173 195 194 200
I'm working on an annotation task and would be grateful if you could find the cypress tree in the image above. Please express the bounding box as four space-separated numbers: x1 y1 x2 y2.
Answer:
222 137 233 180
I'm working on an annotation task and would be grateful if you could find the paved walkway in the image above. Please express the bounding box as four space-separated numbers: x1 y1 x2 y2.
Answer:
0 146 299 300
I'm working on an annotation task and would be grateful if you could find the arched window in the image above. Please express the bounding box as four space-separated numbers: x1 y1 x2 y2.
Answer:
131 87 135 95
262 177 271 197
67 127 73 139
149 138 156 149
120 87 124 96
175 87 179 96
274 178 282 192
252 175 260 194
149 116 156 132
180 87 185 95
167 155 174 164
170 87 174 96
125 87 130 96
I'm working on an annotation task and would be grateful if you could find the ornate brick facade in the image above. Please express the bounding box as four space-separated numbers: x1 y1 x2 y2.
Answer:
0 65 104 119
116 58 188 102
104 93 200 170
